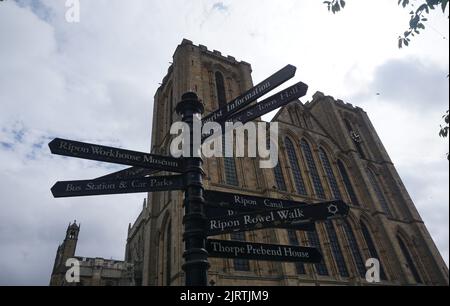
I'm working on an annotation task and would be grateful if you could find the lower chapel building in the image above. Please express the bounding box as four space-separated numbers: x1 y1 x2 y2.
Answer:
50 39 449 286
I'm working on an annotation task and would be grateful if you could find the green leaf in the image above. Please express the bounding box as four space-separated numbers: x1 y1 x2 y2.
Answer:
442 0 449 12
398 37 403 48
333 3 340 13
410 15 420 28
417 3 430 14
340 0 346 8
404 39 409 46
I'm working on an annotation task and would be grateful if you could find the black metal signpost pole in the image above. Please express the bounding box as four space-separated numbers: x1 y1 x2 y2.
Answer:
176 92 209 286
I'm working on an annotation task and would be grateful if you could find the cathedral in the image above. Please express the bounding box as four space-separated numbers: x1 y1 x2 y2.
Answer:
51 39 449 286
49 221 134 286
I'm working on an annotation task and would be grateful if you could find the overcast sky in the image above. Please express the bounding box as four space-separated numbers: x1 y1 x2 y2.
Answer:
0 0 448 285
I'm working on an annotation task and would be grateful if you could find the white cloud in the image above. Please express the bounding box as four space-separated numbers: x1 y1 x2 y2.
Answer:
0 0 448 284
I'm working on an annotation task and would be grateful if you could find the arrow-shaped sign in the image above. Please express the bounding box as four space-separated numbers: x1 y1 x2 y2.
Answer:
95 166 159 181
204 190 310 211
224 81 308 125
205 206 315 232
204 190 315 231
202 82 308 142
202 65 296 125
49 138 184 173
207 200 349 236
207 239 322 263
51 175 185 198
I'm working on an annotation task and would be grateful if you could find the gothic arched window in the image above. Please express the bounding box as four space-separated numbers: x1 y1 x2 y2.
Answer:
397 236 422 283
342 220 366 278
366 168 392 217
360 221 387 280
273 163 287 191
324 220 349 277
165 221 172 286
319 148 342 200
300 139 325 199
269 138 286 191
287 230 306 274
337 160 359 206
307 226 329 276
222 138 238 186
285 137 307 195
215 71 227 108
231 232 250 271
343 119 353 133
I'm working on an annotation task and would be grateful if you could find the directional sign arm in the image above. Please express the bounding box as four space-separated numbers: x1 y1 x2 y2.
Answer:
205 206 316 232
48 138 184 173
207 239 322 263
202 82 308 142
207 200 349 236
204 189 310 211
202 65 296 125
51 175 185 198
226 81 308 125
94 166 159 181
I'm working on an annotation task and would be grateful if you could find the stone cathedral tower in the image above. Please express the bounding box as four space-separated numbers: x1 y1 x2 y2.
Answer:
50 221 80 285
124 39 449 286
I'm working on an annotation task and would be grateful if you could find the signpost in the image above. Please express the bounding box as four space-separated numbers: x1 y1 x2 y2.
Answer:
175 92 209 287
49 65 351 287
207 200 349 236
49 138 184 173
207 239 322 263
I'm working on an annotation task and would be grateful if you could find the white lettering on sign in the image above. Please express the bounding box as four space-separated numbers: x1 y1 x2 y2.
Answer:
263 198 285 209
233 195 257 207
59 140 89 154
275 208 304 220
65 184 82 192
246 245 282 257
283 247 309 258
210 241 245 257
227 81 271 113
209 219 240 232
86 182 116 191
243 212 275 225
